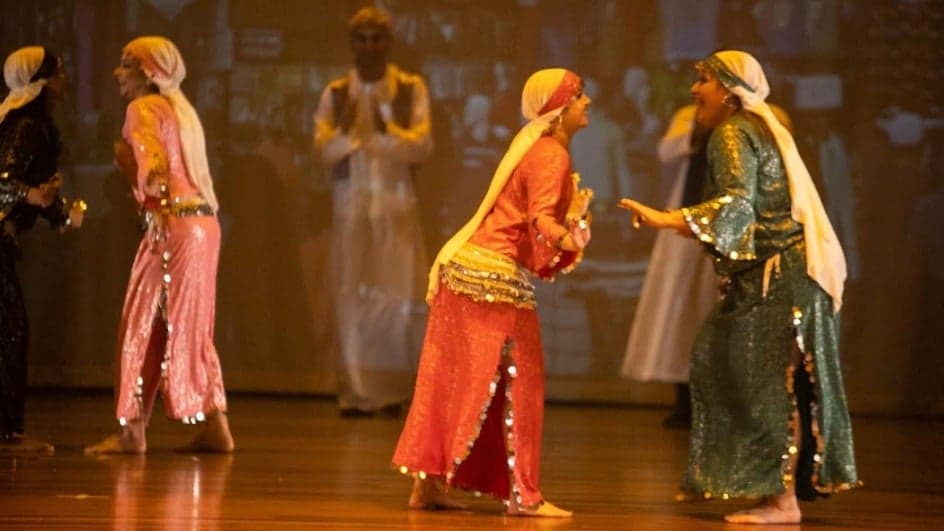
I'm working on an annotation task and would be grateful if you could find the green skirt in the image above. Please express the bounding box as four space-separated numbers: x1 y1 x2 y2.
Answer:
682 242 860 500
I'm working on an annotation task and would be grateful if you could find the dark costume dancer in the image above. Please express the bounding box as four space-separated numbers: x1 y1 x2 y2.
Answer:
0 45 85 454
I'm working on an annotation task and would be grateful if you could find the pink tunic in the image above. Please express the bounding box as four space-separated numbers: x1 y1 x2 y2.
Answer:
393 137 577 507
114 94 226 424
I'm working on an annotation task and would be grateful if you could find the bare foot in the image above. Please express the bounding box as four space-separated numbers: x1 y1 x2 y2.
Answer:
0 437 54 455
174 412 234 453
507 500 573 518
84 422 147 455
724 496 802 524
408 478 468 510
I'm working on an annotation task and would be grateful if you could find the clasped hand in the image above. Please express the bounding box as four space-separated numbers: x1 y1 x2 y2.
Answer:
340 100 387 139
25 172 63 208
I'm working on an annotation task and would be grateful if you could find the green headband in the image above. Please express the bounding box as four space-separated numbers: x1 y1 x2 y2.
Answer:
702 55 755 94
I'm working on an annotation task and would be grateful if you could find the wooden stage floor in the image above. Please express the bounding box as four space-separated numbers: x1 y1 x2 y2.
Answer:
1 392 941 530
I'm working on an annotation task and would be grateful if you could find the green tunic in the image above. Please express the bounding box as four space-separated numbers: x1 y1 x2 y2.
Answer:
680 112 859 500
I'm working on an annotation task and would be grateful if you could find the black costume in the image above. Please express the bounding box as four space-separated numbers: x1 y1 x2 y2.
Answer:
0 94 68 439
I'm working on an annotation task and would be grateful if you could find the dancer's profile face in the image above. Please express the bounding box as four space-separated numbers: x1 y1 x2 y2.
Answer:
691 65 731 129
560 91 592 134
113 53 151 101
43 58 67 102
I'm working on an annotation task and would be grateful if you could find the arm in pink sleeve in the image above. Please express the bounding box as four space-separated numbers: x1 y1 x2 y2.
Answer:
124 98 169 201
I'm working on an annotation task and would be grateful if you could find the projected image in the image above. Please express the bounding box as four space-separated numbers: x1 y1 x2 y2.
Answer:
2 0 941 410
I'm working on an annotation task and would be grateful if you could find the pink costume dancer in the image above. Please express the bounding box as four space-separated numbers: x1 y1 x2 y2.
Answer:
393 69 592 517
89 37 230 453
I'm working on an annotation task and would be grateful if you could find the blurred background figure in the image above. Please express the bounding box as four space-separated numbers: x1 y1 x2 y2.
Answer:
312 6 433 417
570 76 632 229
620 104 715 429
0 0 939 431
621 67 664 206
441 93 506 235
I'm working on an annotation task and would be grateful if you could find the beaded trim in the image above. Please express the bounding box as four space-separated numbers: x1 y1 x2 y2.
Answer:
500 342 533 510
789 307 862 495
682 196 757 261
441 243 536 309
171 202 214 217
395 339 541 509
677 307 861 500
702 56 755 94
118 187 209 427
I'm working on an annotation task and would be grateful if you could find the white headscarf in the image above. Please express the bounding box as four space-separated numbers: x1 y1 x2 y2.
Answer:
0 46 48 124
706 50 846 312
426 68 580 301
124 36 219 212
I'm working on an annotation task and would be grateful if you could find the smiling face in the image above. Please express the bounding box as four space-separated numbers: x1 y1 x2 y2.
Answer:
559 91 592 135
113 52 152 101
691 64 736 129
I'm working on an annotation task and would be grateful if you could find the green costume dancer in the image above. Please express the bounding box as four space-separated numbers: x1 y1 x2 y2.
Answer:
620 50 859 524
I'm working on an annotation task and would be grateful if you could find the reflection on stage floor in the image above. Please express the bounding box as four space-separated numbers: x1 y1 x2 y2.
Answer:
1 392 941 529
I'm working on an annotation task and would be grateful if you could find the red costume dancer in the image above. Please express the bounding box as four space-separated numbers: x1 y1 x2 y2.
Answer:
393 68 592 518
86 37 232 455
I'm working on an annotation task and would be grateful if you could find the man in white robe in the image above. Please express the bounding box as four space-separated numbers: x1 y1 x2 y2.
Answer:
313 7 433 415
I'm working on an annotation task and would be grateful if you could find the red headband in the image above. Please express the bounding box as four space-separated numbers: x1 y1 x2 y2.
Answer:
538 71 581 115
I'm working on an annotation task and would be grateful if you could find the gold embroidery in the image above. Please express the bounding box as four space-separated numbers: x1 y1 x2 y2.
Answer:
441 243 535 309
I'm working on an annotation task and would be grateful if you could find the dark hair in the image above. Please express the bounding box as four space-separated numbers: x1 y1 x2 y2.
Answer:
29 47 60 83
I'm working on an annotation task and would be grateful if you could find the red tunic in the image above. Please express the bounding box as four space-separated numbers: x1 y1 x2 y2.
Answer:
470 136 577 278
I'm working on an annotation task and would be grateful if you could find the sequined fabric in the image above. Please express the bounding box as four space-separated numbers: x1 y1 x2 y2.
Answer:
0 234 28 438
124 95 203 207
440 243 536 309
0 105 68 230
0 177 28 220
469 136 578 279
0 102 68 438
393 136 581 507
681 112 858 500
392 283 546 507
114 95 227 424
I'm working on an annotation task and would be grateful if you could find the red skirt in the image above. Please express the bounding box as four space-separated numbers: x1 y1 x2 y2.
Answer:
392 281 546 507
